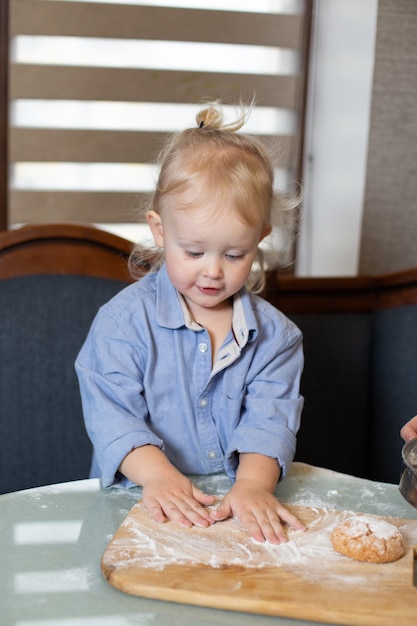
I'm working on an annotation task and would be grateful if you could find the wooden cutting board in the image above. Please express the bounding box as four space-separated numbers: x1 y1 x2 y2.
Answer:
101 501 417 626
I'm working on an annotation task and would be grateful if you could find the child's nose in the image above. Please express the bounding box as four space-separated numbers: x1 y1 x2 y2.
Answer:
204 257 223 278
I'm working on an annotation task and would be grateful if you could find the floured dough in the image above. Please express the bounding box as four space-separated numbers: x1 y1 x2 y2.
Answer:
330 515 405 563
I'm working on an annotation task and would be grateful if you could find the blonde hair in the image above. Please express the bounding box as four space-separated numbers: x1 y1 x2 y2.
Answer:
129 101 299 292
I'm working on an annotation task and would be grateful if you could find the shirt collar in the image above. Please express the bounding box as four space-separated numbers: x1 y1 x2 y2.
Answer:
155 264 187 329
155 263 259 343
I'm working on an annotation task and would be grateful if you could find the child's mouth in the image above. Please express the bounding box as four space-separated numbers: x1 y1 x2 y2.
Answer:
198 286 221 295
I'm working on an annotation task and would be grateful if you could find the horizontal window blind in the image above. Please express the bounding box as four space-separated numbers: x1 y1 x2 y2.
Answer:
8 0 312 235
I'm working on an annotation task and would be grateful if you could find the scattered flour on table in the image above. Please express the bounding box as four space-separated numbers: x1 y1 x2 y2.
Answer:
283 482 400 517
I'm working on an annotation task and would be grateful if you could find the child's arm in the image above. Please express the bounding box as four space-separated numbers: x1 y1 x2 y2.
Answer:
211 452 305 543
119 445 216 527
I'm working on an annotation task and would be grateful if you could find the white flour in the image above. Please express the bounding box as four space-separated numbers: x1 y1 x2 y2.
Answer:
101 464 417 589
103 502 417 588
108 505 334 570
337 515 401 540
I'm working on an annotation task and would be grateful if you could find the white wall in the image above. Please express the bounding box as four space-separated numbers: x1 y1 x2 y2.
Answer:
296 0 378 276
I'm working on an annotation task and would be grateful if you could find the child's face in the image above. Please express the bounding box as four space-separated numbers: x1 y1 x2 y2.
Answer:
147 197 271 317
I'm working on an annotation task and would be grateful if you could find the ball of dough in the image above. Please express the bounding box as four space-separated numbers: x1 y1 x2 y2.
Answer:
330 515 405 563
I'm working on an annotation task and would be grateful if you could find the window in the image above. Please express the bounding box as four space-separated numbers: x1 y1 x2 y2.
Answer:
7 0 312 244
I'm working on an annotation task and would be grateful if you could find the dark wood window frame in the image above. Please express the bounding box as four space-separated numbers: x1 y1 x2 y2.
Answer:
0 0 8 231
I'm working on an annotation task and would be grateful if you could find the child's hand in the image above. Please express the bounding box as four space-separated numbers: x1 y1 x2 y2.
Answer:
120 444 216 528
142 468 216 529
210 478 306 544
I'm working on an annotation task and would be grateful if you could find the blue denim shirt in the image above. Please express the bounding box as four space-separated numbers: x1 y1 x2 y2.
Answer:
75 264 304 488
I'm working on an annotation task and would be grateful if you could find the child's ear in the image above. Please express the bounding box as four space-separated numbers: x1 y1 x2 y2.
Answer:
146 210 164 248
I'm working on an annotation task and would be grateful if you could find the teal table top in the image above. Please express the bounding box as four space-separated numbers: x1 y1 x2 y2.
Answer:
2 463 416 626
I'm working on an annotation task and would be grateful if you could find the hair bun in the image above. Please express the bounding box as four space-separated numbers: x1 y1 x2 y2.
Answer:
196 103 224 131
196 101 254 133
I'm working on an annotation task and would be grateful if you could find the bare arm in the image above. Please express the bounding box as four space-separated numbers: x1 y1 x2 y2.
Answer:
400 416 417 442
120 445 216 527
211 453 305 543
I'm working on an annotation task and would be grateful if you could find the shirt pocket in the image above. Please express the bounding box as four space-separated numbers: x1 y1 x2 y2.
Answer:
224 386 246 401
218 366 247 401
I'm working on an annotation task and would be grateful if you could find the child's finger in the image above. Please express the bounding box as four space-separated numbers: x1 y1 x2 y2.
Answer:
276 505 306 532
209 498 232 522
192 486 217 507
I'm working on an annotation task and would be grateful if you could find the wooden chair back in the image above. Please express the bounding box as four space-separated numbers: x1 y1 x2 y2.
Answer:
0 223 133 493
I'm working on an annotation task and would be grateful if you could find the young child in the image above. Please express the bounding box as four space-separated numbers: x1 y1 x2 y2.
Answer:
75 101 305 544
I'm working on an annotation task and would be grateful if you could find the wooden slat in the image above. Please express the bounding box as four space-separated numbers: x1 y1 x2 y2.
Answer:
10 129 168 163
9 128 298 167
9 190 149 223
10 65 300 109
9 189 297 225
10 0 304 49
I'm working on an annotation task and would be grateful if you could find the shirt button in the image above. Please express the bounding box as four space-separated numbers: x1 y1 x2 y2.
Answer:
198 342 208 353
199 397 208 408
207 450 217 459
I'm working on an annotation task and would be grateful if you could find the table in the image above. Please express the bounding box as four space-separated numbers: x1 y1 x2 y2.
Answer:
2 463 416 626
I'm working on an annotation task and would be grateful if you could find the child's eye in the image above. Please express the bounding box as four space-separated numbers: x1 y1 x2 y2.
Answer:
185 250 203 258
226 253 245 260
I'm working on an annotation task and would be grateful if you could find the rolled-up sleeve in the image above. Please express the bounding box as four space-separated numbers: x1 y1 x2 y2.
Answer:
224 311 304 480
75 311 163 488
